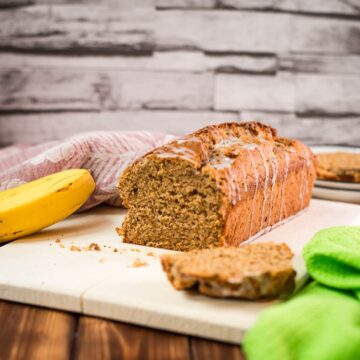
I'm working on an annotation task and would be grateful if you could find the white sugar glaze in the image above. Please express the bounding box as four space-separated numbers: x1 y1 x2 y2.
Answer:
214 137 257 151
175 137 202 145
210 156 233 169
210 136 261 205
227 167 241 205
267 149 278 227
169 146 197 158
214 137 240 149
241 164 248 193
299 147 306 209
257 147 269 230
279 152 290 221
299 147 311 208
248 150 259 238
155 143 198 164
155 151 197 165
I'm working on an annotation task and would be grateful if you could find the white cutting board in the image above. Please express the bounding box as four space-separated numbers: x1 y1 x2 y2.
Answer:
0 199 359 344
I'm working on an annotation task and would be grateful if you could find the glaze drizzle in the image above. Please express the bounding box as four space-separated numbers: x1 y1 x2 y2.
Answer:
267 148 278 227
257 147 269 230
248 149 259 238
279 152 290 221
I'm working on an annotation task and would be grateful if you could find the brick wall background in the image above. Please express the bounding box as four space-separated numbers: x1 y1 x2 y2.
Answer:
0 0 360 146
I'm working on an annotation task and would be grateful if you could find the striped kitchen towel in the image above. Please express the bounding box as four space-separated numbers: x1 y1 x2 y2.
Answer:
0 131 176 210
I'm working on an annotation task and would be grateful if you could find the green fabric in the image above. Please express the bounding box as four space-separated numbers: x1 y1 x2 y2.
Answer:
243 226 360 360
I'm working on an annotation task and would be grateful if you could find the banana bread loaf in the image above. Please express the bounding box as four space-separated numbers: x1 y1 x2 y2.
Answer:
118 122 316 251
161 242 295 299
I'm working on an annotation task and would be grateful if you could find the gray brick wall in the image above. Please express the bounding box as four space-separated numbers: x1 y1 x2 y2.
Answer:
0 0 359 146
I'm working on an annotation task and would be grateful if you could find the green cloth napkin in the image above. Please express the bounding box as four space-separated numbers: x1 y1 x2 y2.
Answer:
243 226 360 360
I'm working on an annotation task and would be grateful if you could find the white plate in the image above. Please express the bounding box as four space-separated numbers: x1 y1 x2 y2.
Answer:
311 145 360 155
312 186 360 204
315 179 360 191
310 146 360 198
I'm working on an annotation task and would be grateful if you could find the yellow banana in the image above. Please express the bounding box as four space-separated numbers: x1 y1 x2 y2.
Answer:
0 169 95 242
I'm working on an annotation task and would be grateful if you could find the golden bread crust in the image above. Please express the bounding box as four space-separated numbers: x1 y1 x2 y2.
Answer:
119 122 316 249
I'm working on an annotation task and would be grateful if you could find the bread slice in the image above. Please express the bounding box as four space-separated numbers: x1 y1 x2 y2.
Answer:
316 152 360 183
119 122 316 251
161 242 296 299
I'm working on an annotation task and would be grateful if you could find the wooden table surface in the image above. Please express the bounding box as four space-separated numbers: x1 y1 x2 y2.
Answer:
0 300 246 360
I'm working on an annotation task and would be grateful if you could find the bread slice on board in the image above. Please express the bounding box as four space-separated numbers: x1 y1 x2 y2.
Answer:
161 242 296 299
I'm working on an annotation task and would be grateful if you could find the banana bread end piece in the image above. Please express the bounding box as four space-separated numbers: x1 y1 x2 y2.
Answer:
161 242 296 299
316 152 360 183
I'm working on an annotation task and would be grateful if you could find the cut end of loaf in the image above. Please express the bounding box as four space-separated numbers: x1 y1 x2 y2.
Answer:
119 157 224 251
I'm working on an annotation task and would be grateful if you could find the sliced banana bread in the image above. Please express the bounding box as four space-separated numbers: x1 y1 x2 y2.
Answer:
161 242 295 299
316 152 360 183
119 122 316 251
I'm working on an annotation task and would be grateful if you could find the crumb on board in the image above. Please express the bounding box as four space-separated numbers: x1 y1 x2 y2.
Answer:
84 243 101 251
146 252 155 257
114 249 118 253
89 243 101 251
99 258 105 263
55 239 61 243
130 259 148 268
70 245 81 252
131 248 141 253
59 244 65 249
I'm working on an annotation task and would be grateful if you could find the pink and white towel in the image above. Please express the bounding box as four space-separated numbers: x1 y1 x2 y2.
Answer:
0 131 176 210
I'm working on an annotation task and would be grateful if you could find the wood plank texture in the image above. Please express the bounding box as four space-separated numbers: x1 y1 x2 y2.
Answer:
156 0 360 17
0 3 359 147
0 0 32 7
7 0 360 17
215 72 295 112
293 15 360 54
280 54 360 75
0 52 277 74
0 6 155 54
214 72 360 115
0 68 213 111
239 111 360 146
0 7 291 53
2 110 359 146
73 316 191 360
27 0 153 6
296 74 360 115
5 6 359 55
0 300 246 360
191 337 245 360
156 0 216 9
153 10 291 53
0 300 77 360
0 111 237 144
